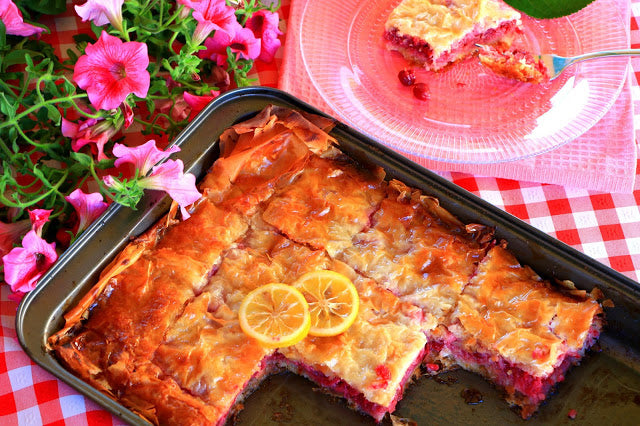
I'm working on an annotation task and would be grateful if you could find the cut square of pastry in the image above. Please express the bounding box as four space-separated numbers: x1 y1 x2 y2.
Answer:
442 245 603 417
384 0 522 70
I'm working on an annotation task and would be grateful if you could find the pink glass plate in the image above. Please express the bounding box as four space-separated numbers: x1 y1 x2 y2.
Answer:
299 0 629 164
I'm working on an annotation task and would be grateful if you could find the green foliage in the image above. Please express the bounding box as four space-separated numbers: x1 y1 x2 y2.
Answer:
19 0 67 15
503 0 596 19
0 0 278 245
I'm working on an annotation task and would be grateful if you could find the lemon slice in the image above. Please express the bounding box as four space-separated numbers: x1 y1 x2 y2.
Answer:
293 270 359 337
238 283 311 348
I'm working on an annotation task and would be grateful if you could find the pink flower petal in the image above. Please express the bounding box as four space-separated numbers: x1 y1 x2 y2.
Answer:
200 26 235 66
64 117 115 162
245 10 282 63
112 139 180 176
181 0 238 45
65 189 108 234
256 28 281 63
102 175 118 188
74 31 150 111
228 27 261 61
0 0 45 37
183 90 220 117
2 230 57 294
28 209 52 235
139 160 201 211
158 96 190 123
61 118 80 138
75 132 111 162
123 103 134 128
75 0 124 31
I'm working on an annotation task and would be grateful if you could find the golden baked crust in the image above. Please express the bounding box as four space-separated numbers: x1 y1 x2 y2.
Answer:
48 105 603 424
450 245 602 377
278 262 427 409
337 180 491 323
385 0 521 56
262 154 386 256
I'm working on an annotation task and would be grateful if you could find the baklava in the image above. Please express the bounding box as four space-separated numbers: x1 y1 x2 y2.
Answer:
49 106 602 424
384 0 522 70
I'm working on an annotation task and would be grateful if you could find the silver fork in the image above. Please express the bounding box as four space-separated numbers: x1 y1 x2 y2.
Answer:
537 49 640 80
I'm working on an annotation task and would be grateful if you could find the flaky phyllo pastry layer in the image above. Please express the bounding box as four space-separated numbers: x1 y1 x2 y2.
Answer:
48 106 603 425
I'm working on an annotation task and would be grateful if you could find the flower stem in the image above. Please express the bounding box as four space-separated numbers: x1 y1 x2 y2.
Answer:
0 94 88 131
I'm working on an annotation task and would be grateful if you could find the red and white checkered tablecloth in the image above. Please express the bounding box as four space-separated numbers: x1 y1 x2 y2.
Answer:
1 1 639 425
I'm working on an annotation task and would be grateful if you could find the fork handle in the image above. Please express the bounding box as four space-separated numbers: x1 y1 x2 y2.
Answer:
568 49 640 66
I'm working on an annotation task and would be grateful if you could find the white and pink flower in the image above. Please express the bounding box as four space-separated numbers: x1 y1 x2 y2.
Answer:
2 230 57 295
106 140 201 217
62 117 117 162
28 209 52 235
137 160 201 212
75 0 125 33
112 139 180 176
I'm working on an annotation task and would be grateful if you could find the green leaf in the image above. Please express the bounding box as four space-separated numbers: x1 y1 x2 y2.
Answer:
19 0 67 15
146 97 156 115
0 21 6 49
96 157 116 169
502 0 596 19
0 93 17 118
5 127 17 149
36 107 49 123
70 152 94 167
44 104 61 124
18 117 37 131
1 50 44 72
149 78 169 97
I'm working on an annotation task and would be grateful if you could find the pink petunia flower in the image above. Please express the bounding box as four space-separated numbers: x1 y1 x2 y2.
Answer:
28 209 52 235
112 139 180 176
227 26 261 61
62 117 117 161
183 90 220 118
0 219 30 258
0 0 45 37
138 160 201 214
73 31 150 111
179 0 238 46
2 230 57 294
245 9 282 63
65 189 108 235
199 27 233 66
107 140 199 217
75 0 124 33
201 23 261 65
105 158 200 218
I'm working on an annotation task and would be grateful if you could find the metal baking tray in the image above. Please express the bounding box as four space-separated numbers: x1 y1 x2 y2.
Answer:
16 87 640 425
